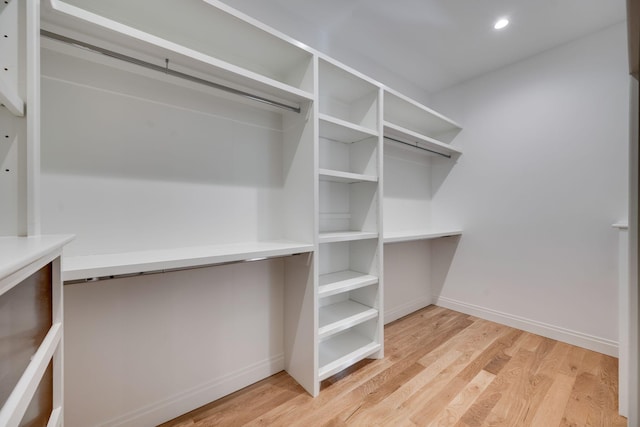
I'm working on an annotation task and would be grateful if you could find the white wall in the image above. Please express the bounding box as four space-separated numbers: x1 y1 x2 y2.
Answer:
429 23 629 355
64 259 285 427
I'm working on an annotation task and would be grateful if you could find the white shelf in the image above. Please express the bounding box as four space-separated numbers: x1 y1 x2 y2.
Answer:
319 113 378 143
318 331 381 380
318 270 378 298
318 231 378 244
41 0 314 110
319 300 378 339
63 240 314 282
384 229 463 244
384 89 461 141
319 168 377 184
384 122 462 157
0 235 74 285
0 75 24 116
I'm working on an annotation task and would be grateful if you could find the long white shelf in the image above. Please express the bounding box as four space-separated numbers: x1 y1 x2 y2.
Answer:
384 122 462 157
318 231 379 244
41 0 314 110
384 229 463 244
318 331 381 380
319 168 378 184
319 300 378 339
384 88 462 140
0 235 74 285
63 240 314 282
318 113 378 143
318 270 378 298
0 76 24 116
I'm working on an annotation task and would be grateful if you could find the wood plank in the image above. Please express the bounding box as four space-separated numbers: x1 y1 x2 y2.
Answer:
160 307 627 427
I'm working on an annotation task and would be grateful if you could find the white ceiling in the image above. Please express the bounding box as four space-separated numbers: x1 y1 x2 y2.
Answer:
219 0 627 95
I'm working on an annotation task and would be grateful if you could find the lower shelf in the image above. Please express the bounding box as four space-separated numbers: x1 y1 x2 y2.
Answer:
63 240 314 282
318 331 381 381
318 231 379 243
319 300 378 339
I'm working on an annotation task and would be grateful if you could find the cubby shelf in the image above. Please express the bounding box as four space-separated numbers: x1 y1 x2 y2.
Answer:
318 231 379 244
318 332 381 380
319 300 378 339
319 113 378 143
41 0 314 111
319 168 377 183
384 229 463 244
62 240 314 282
384 122 462 157
318 270 378 298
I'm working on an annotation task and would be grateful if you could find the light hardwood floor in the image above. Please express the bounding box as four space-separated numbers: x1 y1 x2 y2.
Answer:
160 306 627 427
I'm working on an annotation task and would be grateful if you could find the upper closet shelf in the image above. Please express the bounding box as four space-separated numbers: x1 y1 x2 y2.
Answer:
63 240 314 282
319 114 378 143
384 89 461 144
384 122 462 158
0 77 24 116
384 229 462 244
40 0 314 112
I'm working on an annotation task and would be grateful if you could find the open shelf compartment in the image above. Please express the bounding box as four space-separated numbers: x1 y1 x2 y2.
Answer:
41 0 314 110
319 180 378 235
384 89 461 144
319 282 379 339
319 58 379 132
318 323 381 381
384 121 462 158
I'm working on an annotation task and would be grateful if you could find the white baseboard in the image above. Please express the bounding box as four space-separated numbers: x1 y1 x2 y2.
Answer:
385 296 432 324
435 296 618 357
99 354 285 427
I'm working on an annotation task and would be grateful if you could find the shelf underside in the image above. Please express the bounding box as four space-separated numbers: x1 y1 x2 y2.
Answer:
384 122 462 158
63 240 314 282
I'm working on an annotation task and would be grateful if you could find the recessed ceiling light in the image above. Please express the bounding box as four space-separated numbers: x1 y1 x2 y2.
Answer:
494 18 509 30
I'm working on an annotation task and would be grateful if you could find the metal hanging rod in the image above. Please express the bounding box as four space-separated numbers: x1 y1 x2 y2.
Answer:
40 29 302 114
63 252 309 285
384 136 452 159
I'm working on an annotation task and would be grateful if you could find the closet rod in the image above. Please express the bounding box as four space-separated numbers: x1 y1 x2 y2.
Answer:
40 30 302 114
384 136 452 158
63 252 308 285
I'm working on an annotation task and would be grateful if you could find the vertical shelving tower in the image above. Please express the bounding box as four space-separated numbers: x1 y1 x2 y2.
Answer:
315 58 384 386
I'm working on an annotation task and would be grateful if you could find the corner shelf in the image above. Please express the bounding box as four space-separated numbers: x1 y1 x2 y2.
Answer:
319 300 378 339
384 228 463 244
318 270 378 298
318 332 381 380
63 240 314 282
